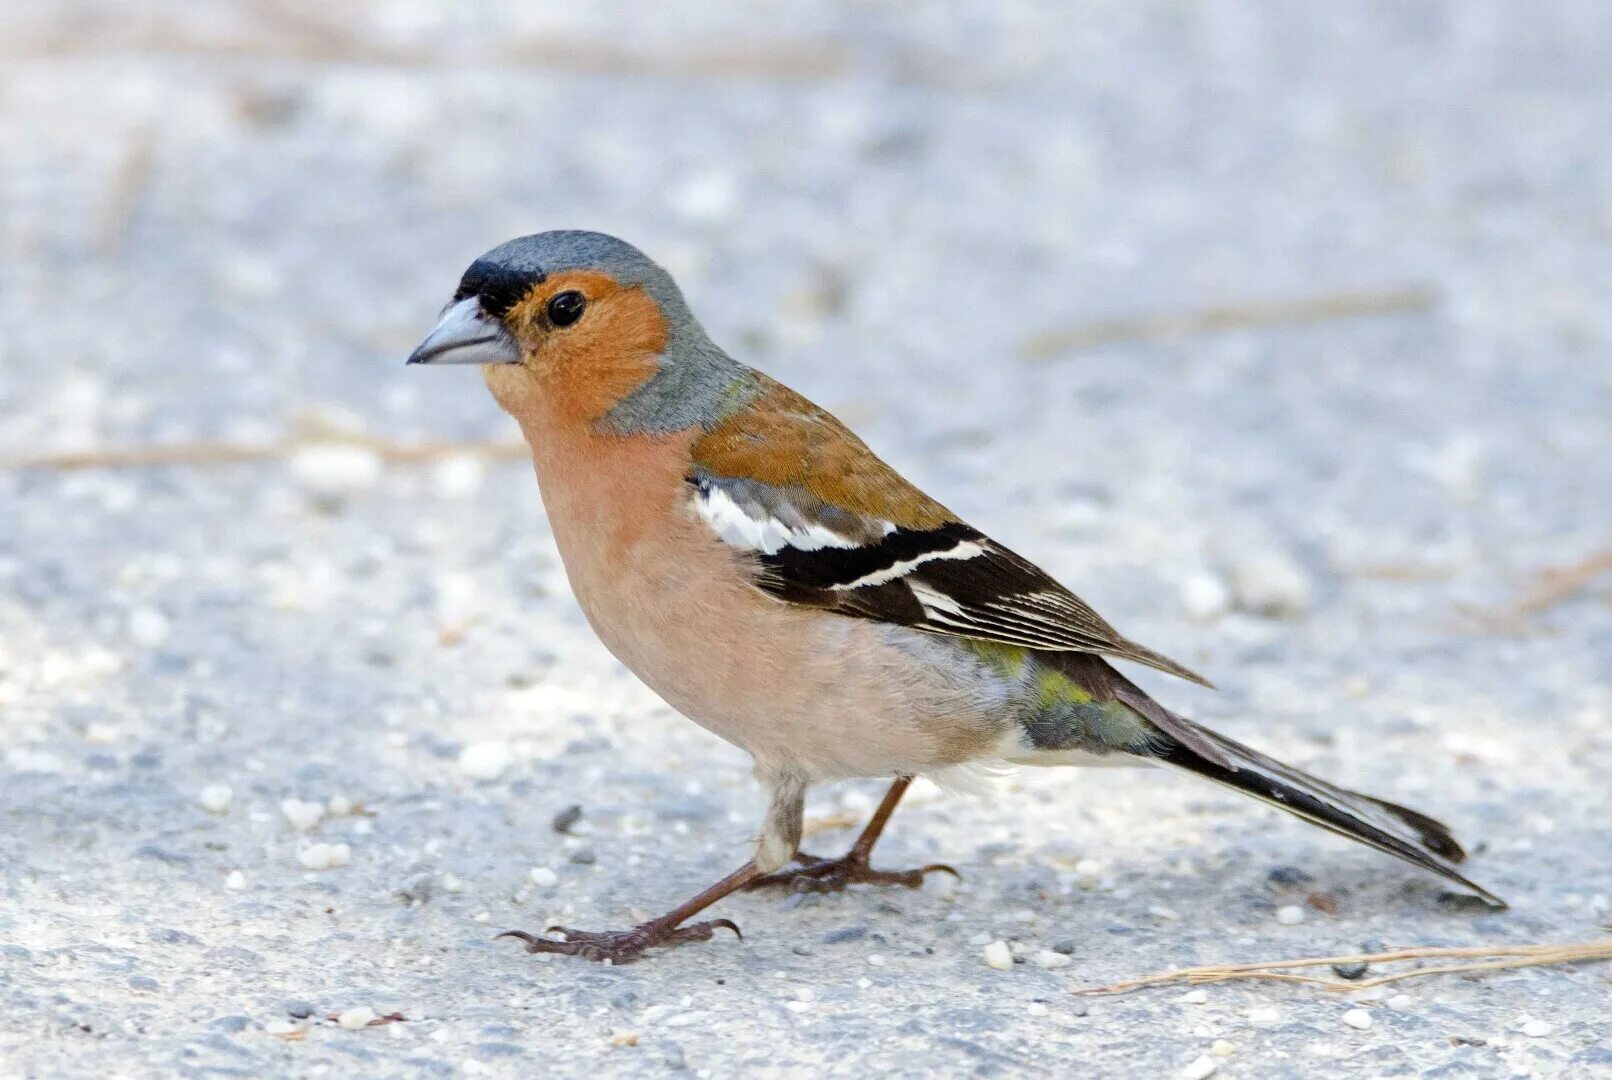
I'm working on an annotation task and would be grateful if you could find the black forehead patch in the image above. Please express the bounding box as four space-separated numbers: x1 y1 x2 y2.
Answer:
454 258 547 318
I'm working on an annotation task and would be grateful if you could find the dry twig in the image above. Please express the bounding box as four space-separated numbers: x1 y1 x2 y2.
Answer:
1504 549 1612 618
0 435 529 473
1020 286 1437 362
1080 938 1612 995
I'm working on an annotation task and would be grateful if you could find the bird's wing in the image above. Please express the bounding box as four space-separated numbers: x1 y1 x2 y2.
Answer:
689 377 1210 687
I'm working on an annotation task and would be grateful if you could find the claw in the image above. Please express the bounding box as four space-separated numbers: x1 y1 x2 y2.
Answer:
496 929 543 949
746 853 962 894
496 917 742 963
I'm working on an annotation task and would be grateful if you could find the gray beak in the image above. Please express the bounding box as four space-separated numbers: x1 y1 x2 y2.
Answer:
406 296 521 366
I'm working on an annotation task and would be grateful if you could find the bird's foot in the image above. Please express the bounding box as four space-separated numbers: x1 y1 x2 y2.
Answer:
743 851 959 894
498 918 741 964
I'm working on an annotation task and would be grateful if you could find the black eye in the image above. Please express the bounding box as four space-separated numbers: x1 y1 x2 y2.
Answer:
546 291 586 327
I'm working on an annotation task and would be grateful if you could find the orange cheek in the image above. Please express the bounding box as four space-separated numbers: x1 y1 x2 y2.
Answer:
517 282 672 425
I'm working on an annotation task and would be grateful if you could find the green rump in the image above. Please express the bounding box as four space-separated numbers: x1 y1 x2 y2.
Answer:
960 640 1155 754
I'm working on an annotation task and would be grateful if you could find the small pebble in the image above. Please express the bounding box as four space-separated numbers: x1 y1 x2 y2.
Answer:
224 870 246 891
1232 553 1311 617
280 798 324 832
529 866 558 888
289 444 383 505
1342 1008 1373 1031
1181 1055 1218 1080
458 741 512 781
433 454 486 498
1387 994 1415 1012
609 1031 640 1047
1030 949 1072 969
982 940 1014 971
1073 858 1104 889
1180 573 1231 622
1181 989 1208 1005
128 607 172 648
197 784 234 815
336 1006 376 1030
1266 865 1314 888
1332 961 1370 980
297 843 350 870
327 794 354 816
1275 905 1306 925
551 804 584 834
473 912 491 923
1210 1041 1236 1057
1248 1006 1280 1024
441 873 464 894
1026 1002 1049 1017
1521 1019 1553 1038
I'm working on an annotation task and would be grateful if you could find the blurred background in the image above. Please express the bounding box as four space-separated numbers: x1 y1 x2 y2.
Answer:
2 2 1609 1076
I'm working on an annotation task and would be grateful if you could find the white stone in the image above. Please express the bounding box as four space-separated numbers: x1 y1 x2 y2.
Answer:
458 741 512 781
1210 1041 1237 1058
1521 1019 1553 1037
336 1007 376 1030
128 607 171 648
224 870 246 891
1181 1055 1218 1080
1030 949 1072 969
432 454 486 498
1181 989 1209 1004
197 784 234 815
289 444 383 504
1232 553 1312 617
1180 572 1232 622
983 940 1014 971
1275 904 1306 925
280 798 325 832
1342 1008 1373 1030
528 866 558 888
297 843 350 870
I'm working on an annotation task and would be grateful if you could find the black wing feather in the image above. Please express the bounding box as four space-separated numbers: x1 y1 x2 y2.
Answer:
692 474 1209 687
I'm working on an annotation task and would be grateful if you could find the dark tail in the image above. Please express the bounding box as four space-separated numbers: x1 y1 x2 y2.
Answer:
1147 710 1506 909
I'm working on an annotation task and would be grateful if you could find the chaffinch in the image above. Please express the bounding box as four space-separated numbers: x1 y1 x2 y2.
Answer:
408 230 1502 963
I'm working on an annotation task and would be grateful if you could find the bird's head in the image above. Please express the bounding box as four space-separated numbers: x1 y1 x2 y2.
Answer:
408 230 749 431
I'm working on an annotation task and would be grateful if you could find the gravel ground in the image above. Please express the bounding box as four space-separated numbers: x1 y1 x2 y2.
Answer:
3 3 1611 1077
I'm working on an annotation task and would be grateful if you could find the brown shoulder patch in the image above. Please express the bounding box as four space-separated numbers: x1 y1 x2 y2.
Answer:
692 375 956 530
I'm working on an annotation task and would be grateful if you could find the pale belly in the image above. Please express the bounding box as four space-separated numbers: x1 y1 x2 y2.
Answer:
556 517 1009 780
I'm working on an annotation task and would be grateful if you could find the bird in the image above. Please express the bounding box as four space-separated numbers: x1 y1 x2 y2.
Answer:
407 230 1503 962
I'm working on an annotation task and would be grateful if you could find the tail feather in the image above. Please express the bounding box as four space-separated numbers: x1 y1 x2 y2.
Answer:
1150 713 1505 908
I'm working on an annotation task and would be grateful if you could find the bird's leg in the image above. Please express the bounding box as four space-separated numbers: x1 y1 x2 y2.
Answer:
499 861 759 964
744 775 959 893
500 774 808 963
